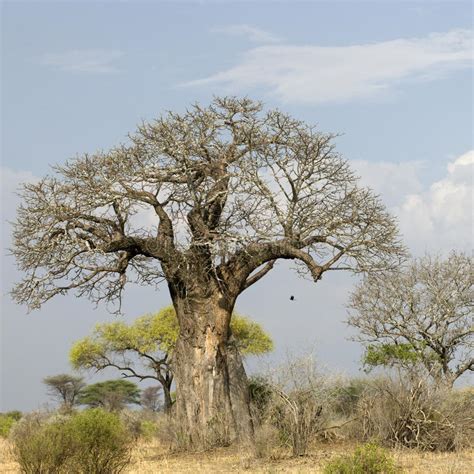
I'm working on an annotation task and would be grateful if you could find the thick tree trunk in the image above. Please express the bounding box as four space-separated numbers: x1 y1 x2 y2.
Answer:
171 295 254 447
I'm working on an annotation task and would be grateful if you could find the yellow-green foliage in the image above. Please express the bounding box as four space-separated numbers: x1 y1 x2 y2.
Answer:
70 306 272 369
70 306 179 369
0 411 21 438
69 338 105 370
231 315 274 355
323 443 399 474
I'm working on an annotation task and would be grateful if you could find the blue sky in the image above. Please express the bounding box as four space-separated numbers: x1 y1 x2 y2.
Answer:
1 1 473 411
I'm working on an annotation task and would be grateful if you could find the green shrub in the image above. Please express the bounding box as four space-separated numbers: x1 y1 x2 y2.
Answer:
9 409 133 474
324 443 399 474
140 419 157 441
5 410 22 421
0 412 22 438
0 416 15 438
67 408 132 473
9 412 73 474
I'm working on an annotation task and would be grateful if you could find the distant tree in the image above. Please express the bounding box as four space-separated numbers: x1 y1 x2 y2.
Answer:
78 379 141 411
43 374 85 410
140 386 162 412
348 252 473 386
70 306 273 412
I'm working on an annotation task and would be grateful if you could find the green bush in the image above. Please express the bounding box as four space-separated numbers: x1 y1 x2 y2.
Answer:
5 410 22 421
140 419 157 441
0 412 22 438
9 412 74 474
67 408 132 473
324 443 399 474
9 409 133 474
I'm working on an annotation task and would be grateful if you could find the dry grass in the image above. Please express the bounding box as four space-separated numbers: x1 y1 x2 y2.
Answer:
1 438 473 473
0 438 18 473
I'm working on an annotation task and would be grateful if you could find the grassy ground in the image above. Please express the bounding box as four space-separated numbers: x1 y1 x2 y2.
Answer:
1 438 473 473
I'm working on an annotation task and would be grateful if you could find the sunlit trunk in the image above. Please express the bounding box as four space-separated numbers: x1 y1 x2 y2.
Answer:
171 294 253 447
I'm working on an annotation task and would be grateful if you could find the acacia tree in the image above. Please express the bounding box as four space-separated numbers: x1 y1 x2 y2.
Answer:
12 97 404 444
78 379 141 411
43 374 85 411
348 252 473 387
69 305 273 412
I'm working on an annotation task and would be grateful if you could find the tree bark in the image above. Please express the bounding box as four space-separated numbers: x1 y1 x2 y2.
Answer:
171 294 254 447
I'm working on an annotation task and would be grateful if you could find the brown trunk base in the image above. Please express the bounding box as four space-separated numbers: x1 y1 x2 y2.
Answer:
172 307 254 448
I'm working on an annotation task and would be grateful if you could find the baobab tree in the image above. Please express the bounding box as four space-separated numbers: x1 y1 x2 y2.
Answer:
11 97 404 445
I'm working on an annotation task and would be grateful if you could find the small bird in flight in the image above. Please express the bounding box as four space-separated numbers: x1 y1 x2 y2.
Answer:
290 295 295 301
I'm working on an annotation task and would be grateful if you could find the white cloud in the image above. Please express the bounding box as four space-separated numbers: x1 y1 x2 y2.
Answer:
352 152 473 254
211 24 280 43
184 29 473 104
352 160 424 206
396 151 473 253
38 49 123 73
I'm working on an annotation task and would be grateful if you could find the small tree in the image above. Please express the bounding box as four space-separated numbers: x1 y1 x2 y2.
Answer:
348 252 473 386
78 380 141 412
257 353 337 456
43 374 85 411
70 306 273 411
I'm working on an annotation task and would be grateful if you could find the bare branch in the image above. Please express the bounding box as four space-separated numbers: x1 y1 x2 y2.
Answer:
11 97 406 311
242 260 276 291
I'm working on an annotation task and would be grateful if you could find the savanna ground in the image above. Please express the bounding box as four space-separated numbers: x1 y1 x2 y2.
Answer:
1 438 472 473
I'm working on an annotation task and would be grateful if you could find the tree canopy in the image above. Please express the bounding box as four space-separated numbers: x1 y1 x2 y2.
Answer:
12 97 404 313
77 379 141 411
348 252 473 386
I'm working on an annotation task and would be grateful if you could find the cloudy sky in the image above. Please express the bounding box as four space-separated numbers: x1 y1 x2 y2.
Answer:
1 1 473 411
